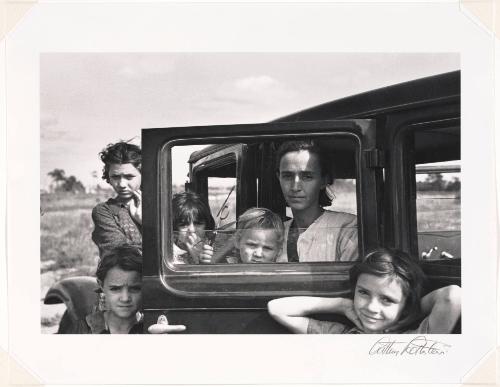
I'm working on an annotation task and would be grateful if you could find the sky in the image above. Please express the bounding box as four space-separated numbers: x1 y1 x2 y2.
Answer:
40 53 460 190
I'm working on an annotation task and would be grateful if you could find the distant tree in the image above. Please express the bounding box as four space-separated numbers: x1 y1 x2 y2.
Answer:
48 169 85 193
428 173 444 191
62 175 86 193
417 173 447 191
445 177 461 192
89 170 100 193
48 168 66 191
48 168 66 181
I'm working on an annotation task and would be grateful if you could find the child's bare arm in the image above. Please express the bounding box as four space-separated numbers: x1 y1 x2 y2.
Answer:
420 285 461 333
267 297 356 333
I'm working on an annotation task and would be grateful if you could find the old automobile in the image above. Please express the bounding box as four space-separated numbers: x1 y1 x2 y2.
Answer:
46 71 461 333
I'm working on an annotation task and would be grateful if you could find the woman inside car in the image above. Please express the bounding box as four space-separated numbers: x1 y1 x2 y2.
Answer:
275 140 358 262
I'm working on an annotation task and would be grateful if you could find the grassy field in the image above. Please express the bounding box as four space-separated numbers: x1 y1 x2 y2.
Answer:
40 192 111 333
416 191 460 231
40 192 112 274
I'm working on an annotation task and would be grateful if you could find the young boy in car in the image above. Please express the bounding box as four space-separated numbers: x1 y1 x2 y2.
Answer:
210 207 284 264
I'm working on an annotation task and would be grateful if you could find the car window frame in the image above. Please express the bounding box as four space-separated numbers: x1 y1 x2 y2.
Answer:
392 116 461 261
144 119 381 297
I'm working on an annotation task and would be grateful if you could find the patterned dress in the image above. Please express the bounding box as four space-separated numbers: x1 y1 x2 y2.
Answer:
67 311 143 334
91 198 142 258
277 210 358 262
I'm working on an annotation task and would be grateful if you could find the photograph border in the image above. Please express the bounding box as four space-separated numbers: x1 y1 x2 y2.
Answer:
2 1 498 385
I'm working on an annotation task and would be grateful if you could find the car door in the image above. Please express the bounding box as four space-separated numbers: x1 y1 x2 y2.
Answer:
384 106 461 293
142 119 383 333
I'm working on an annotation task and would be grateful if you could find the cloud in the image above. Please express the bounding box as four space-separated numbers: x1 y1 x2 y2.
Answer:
40 114 66 140
234 75 280 92
40 114 83 142
117 57 176 80
183 75 301 124
195 75 297 111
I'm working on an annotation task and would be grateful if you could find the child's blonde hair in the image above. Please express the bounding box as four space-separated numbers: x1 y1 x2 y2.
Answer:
236 207 285 244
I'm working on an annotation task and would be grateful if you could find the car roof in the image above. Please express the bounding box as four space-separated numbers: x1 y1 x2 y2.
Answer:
274 71 460 122
189 71 460 162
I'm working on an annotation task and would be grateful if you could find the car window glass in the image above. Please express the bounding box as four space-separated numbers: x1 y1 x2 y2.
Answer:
416 163 460 260
411 124 460 260
168 135 359 265
285 178 356 217
207 177 236 228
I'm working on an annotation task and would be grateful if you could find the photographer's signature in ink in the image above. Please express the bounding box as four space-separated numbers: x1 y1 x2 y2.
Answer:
369 336 451 356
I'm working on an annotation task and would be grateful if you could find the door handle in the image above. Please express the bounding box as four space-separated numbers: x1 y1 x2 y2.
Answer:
147 314 187 334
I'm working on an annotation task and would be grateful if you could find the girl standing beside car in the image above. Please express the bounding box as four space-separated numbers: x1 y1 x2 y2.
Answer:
92 141 142 258
68 245 143 334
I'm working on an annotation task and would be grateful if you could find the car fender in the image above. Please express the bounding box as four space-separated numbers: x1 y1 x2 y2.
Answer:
44 276 98 321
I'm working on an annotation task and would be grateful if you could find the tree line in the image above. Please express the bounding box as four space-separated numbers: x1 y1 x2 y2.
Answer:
416 173 460 192
47 169 86 193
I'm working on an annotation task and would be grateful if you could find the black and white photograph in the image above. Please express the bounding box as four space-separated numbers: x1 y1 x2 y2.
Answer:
40 52 462 336
3 1 498 385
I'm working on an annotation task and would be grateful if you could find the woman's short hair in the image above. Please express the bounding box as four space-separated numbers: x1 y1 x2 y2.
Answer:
96 244 142 284
349 248 426 331
99 141 141 183
275 139 332 207
236 207 285 243
172 191 216 231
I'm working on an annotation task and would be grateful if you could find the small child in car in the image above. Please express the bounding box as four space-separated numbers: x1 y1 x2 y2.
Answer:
268 248 461 334
230 207 285 263
172 191 215 264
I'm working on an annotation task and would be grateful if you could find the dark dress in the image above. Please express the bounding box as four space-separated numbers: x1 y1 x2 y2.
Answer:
67 311 143 334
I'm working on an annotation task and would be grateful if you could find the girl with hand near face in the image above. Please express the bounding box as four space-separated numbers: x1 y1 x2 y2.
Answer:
91 141 142 259
172 192 215 264
268 248 461 334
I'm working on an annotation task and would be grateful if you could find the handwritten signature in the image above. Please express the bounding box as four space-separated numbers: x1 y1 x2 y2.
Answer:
369 336 451 356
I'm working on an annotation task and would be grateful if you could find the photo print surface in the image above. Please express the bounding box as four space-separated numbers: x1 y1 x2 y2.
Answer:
40 53 462 336
10 3 491 379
